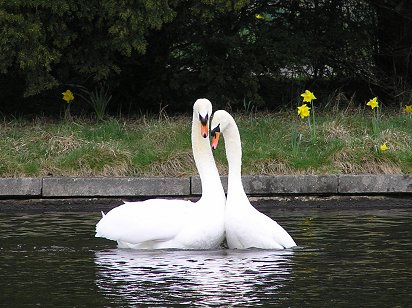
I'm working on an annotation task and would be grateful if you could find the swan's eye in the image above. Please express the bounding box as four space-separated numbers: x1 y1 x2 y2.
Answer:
211 124 220 137
198 113 209 126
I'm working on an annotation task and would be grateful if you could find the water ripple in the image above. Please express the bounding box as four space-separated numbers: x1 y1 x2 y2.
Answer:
95 248 295 306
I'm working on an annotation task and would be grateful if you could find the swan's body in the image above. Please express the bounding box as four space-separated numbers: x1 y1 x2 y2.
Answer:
211 110 296 249
96 99 226 249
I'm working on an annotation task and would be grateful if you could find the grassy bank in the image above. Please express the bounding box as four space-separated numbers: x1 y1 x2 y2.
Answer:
0 110 411 177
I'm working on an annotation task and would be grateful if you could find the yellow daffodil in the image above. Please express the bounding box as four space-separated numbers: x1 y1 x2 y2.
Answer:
301 90 316 103
367 97 378 109
255 14 264 20
62 90 74 103
297 104 311 119
404 105 412 113
379 143 388 152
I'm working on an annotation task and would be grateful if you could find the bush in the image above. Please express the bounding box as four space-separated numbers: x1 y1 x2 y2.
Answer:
0 0 174 97
0 1 410 115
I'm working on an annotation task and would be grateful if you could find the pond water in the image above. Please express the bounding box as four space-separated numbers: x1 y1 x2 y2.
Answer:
1 201 411 307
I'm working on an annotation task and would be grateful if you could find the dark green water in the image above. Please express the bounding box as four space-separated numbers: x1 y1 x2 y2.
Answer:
1 204 411 307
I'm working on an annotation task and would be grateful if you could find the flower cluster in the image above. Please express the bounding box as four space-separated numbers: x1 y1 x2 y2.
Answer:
297 90 316 119
295 92 392 153
297 90 317 142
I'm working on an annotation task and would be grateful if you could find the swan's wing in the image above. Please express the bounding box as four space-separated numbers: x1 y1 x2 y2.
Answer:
96 199 194 244
255 210 297 248
227 201 296 249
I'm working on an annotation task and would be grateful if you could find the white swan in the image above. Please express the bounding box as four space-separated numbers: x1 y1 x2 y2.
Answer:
95 99 226 249
210 110 296 249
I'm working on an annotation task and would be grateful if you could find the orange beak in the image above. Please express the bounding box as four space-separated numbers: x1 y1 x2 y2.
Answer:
211 132 220 150
201 123 209 138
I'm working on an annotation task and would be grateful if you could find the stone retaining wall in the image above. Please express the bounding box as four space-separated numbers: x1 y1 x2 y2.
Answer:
0 175 411 199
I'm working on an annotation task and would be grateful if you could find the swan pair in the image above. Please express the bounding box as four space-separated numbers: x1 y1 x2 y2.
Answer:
96 99 296 250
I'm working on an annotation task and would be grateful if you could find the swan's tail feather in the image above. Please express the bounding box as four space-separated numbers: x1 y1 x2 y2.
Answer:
95 211 106 237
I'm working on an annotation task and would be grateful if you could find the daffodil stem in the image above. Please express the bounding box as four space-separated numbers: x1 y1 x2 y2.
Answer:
307 117 312 132
64 104 71 121
291 127 302 156
311 103 317 142
372 107 380 136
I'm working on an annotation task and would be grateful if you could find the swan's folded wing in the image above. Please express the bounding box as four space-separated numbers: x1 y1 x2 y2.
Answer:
257 212 296 249
95 199 194 244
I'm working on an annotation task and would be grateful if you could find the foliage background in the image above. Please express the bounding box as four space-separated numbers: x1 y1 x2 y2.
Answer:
0 0 411 115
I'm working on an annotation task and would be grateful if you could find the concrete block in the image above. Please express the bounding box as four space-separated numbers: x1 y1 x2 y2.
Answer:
191 176 228 195
42 177 191 197
0 178 42 196
191 175 338 195
338 174 412 193
243 175 338 194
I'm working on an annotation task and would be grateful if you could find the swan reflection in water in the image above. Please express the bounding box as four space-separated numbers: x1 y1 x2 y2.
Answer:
95 248 295 306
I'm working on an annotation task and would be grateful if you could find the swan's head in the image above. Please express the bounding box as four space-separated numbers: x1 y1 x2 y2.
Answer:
193 98 213 138
210 110 232 150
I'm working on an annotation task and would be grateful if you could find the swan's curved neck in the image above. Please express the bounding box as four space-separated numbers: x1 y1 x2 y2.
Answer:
222 118 246 196
192 113 224 199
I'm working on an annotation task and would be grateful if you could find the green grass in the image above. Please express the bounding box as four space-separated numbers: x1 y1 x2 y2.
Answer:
0 110 411 177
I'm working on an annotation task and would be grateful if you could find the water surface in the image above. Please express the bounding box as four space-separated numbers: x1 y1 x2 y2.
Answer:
1 204 411 306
